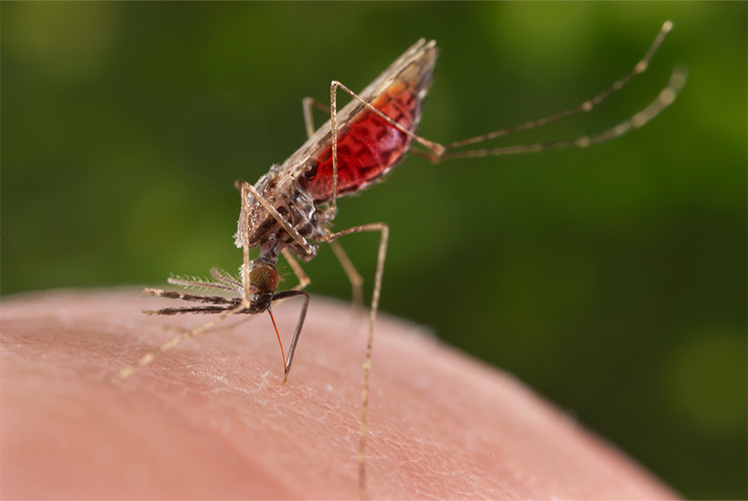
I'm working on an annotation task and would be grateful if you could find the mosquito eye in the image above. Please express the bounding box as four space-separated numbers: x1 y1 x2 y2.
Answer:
250 264 279 294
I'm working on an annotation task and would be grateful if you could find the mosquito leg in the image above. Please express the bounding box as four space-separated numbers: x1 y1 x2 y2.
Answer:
302 97 331 138
281 248 311 291
329 83 340 216
328 239 364 309
414 65 687 162
303 97 315 139
322 222 389 501
438 21 677 152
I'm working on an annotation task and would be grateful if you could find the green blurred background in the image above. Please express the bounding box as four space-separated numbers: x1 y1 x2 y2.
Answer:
2 3 745 498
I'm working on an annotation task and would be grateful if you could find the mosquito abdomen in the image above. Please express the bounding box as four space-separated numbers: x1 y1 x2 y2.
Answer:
309 58 435 204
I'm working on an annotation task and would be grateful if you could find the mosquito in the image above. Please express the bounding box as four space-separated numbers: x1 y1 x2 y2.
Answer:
113 21 686 499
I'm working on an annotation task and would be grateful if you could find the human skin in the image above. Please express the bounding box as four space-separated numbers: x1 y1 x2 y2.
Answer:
1 289 678 500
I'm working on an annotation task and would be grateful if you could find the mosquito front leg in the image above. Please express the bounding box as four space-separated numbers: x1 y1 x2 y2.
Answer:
322 222 389 500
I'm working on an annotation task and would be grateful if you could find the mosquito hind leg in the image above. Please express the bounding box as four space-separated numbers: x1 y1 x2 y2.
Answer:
410 21 683 163
442 21 676 152
418 65 687 162
327 21 681 170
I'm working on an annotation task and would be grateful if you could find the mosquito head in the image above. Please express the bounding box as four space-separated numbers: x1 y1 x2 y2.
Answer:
249 261 280 295
245 260 280 313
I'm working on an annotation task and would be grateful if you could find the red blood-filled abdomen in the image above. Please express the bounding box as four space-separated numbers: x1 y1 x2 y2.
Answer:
308 82 419 203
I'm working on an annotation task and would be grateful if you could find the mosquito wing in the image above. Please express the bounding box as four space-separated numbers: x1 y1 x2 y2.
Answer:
239 39 438 248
